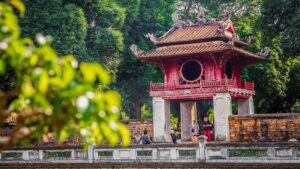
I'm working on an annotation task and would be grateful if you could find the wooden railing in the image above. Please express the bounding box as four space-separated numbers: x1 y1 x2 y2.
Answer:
150 79 254 92
242 81 255 91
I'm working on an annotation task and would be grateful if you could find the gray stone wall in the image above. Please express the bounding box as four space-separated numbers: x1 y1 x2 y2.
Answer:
229 113 300 142
123 119 153 144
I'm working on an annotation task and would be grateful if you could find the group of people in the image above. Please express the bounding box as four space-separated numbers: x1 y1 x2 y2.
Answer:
137 115 213 144
191 116 213 143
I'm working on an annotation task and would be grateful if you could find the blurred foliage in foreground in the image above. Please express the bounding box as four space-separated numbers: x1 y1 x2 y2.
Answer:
0 0 129 150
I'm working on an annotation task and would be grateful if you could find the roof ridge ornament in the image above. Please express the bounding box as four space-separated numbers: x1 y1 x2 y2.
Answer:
130 44 144 57
195 5 207 25
256 47 270 58
227 37 235 45
172 12 189 28
217 23 226 35
145 26 178 44
145 11 188 45
217 6 232 22
144 9 190 45
245 36 254 44
145 33 158 44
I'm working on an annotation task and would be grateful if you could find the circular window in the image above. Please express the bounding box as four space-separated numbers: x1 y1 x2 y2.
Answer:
180 59 203 82
225 61 233 79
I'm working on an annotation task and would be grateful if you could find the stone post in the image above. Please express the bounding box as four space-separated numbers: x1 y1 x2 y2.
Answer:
237 96 254 115
213 93 232 141
88 144 95 162
198 135 207 161
180 102 194 141
152 97 171 142
38 149 43 160
23 151 29 160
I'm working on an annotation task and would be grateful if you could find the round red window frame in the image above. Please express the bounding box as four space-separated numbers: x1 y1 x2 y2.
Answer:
179 59 203 83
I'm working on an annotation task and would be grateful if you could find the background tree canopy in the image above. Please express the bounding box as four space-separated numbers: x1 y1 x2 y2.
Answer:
18 0 177 118
115 0 299 115
0 0 129 149
20 0 125 80
1 0 299 135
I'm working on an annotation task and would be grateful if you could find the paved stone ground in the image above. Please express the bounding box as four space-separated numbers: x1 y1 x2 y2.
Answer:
0 163 300 169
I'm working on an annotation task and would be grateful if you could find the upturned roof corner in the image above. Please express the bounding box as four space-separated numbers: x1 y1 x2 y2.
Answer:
256 47 270 58
144 33 159 44
130 44 144 57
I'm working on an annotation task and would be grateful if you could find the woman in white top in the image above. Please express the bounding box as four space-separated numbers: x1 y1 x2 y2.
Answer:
191 120 199 143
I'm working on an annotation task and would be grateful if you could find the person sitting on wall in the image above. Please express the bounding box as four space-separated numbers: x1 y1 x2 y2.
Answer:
137 128 152 144
203 115 213 142
191 120 200 143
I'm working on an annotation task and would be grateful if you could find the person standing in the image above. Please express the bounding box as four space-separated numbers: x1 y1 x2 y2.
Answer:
170 129 177 144
191 120 199 143
203 115 213 142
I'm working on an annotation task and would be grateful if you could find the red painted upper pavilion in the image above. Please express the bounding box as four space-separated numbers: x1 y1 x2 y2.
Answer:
131 19 267 142
132 19 264 100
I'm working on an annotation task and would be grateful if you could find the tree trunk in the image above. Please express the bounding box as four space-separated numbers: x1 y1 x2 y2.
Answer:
134 102 142 119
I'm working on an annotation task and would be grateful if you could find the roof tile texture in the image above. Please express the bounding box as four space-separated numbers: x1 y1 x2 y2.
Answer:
139 41 261 59
157 24 222 44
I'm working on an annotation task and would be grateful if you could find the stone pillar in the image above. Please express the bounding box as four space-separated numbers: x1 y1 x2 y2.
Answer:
213 93 232 141
237 96 254 115
38 149 43 160
88 144 95 162
152 97 171 142
180 102 194 141
198 135 207 161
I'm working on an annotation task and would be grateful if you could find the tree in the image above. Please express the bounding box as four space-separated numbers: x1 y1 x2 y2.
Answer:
177 0 299 113
70 0 126 80
20 0 88 61
287 57 300 112
0 0 129 150
20 0 126 80
114 0 176 118
258 0 300 112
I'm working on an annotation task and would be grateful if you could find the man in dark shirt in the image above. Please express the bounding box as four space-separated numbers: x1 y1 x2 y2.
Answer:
203 116 213 142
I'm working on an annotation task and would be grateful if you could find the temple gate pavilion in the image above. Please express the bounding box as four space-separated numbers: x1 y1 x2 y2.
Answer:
131 19 268 142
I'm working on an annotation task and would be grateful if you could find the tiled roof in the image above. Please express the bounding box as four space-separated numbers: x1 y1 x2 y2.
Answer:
137 41 263 61
154 23 247 46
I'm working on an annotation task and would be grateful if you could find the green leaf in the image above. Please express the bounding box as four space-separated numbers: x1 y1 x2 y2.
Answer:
9 0 25 15
61 64 75 88
21 81 35 97
80 63 110 85
80 63 96 83
118 123 130 146
38 71 49 94
58 129 68 141
95 64 110 85
0 60 5 74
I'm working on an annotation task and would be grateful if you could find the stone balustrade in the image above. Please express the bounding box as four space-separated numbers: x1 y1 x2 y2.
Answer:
1 139 299 164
